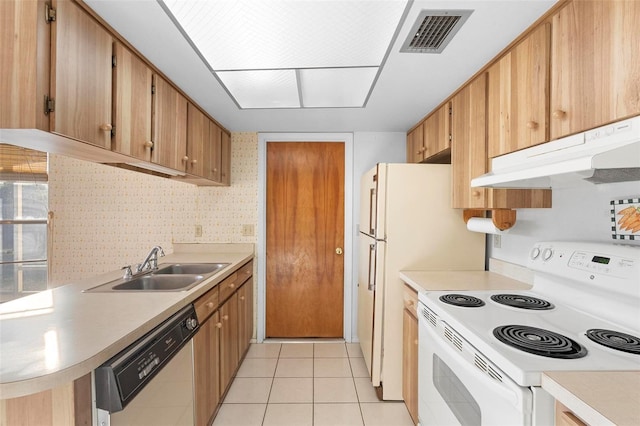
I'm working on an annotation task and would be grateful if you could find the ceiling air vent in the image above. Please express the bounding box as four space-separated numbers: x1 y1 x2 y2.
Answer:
400 10 473 54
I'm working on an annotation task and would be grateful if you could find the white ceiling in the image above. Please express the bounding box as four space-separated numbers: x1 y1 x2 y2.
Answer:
84 0 558 133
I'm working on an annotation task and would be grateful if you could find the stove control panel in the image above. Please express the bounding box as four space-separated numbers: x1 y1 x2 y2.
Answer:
529 241 639 282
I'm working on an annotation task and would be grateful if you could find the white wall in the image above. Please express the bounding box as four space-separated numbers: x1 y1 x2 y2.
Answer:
488 181 640 266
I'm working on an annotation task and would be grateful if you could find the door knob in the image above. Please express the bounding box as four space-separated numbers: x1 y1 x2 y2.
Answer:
335 247 343 255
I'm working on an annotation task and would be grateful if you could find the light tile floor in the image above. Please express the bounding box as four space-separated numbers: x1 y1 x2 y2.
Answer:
212 342 414 426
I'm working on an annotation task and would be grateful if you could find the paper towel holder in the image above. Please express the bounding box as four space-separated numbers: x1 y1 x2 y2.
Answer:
463 209 517 231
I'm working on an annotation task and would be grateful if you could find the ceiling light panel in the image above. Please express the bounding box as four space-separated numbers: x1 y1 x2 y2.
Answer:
216 69 300 108
162 0 408 70
299 67 379 108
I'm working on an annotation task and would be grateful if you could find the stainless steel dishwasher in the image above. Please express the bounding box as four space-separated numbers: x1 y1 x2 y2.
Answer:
94 304 199 426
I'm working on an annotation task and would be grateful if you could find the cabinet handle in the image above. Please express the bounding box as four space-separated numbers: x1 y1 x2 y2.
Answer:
526 121 538 129
206 302 214 309
191 159 198 165
414 339 419 345
213 168 218 172
472 190 481 197
99 123 112 131
229 283 235 289
144 141 154 148
552 110 567 119
182 156 189 162
239 296 245 301
216 322 223 329
223 315 229 321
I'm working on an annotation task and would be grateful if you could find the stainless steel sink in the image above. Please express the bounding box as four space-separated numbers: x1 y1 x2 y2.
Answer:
111 274 204 291
154 263 229 275
84 262 230 292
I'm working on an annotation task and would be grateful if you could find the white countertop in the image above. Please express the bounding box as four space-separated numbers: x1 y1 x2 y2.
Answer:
400 269 532 293
0 243 254 399
542 371 640 426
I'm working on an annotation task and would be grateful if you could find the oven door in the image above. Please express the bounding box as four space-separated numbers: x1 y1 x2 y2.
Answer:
418 305 533 426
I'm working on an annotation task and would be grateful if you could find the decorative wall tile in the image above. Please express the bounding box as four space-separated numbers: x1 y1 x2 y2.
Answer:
47 132 259 286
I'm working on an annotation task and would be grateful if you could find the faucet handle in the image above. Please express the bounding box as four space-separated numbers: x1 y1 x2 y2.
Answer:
157 246 165 257
121 265 133 279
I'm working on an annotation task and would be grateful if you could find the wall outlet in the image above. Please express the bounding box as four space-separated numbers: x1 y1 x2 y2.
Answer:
241 224 255 237
493 234 502 248
195 224 203 237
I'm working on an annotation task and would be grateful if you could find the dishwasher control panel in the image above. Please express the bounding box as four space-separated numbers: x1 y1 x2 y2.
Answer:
95 304 199 413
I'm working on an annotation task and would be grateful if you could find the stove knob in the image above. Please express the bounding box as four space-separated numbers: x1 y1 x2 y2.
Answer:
530 247 541 260
185 317 198 331
542 248 554 261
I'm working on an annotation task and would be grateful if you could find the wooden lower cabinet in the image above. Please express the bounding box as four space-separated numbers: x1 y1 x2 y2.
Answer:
193 259 254 425
237 277 254 357
402 285 419 425
555 402 588 426
219 292 239 395
193 311 220 426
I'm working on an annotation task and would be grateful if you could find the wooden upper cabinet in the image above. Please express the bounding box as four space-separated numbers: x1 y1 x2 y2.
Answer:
423 102 451 160
451 74 551 210
550 0 640 140
0 0 50 130
112 42 152 161
488 23 550 157
451 75 488 209
51 0 113 148
205 123 223 182
187 103 208 177
151 74 188 171
406 125 424 163
220 131 231 186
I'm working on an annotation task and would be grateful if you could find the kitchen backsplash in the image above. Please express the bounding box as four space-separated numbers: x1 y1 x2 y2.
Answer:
488 180 640 266
48 132 259 286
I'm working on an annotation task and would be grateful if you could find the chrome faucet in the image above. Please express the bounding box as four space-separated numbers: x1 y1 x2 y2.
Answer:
136 246 165 273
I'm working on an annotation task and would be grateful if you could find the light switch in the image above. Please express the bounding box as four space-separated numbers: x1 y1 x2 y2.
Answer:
195 224 203 237
242 224 255 236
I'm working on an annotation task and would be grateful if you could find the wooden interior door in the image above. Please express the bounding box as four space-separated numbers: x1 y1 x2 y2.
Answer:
266 142 345 338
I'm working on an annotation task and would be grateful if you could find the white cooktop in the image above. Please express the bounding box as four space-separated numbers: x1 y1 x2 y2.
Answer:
418 241 640 387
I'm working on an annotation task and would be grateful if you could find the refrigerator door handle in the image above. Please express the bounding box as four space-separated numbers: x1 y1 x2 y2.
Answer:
368 243 376 291
369 188 376 235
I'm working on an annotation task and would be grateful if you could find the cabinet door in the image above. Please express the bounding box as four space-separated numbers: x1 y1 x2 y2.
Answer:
451 75 488 209
0 0 50 130
193 312 220 426
402 307 419 426
112 42 152 161
206 122 223 182
406 125 424 163
151 74 188 171
51 0 112 148
219 292 239 394
237 277 253 357
219 131 231 185
186 103 208 177
551 1 640 140
488 23 550 157
424 102 451 159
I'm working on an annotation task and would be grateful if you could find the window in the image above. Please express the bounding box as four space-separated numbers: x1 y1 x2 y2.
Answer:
0 145 48 303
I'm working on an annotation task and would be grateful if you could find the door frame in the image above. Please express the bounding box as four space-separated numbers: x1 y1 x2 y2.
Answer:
257 133 354 343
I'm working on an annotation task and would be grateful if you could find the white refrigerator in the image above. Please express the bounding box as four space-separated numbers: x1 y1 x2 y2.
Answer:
357 163 485 400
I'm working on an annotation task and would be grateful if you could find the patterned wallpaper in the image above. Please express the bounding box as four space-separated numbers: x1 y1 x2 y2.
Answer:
48 132 259 286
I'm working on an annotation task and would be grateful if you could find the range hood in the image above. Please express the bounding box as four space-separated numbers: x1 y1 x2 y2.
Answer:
471 116 640 189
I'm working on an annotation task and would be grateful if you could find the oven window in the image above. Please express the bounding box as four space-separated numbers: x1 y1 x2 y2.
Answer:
433 354 481 425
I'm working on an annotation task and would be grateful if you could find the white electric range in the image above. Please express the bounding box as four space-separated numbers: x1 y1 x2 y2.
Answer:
417 241 640 426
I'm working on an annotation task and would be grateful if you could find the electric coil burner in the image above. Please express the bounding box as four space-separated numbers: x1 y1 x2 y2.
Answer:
493 325 588 359
490 294 554 310
586 329 640 355
439 294 485 307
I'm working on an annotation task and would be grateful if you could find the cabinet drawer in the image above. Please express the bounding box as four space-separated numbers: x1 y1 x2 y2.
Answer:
218 272 239 303
237 260 253 284
403 284 419 314
195 287 219 322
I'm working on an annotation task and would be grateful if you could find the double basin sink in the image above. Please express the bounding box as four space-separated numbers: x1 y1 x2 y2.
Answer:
84 263 230 292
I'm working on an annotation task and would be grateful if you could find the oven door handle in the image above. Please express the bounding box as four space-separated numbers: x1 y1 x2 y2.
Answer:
425 318 531 411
